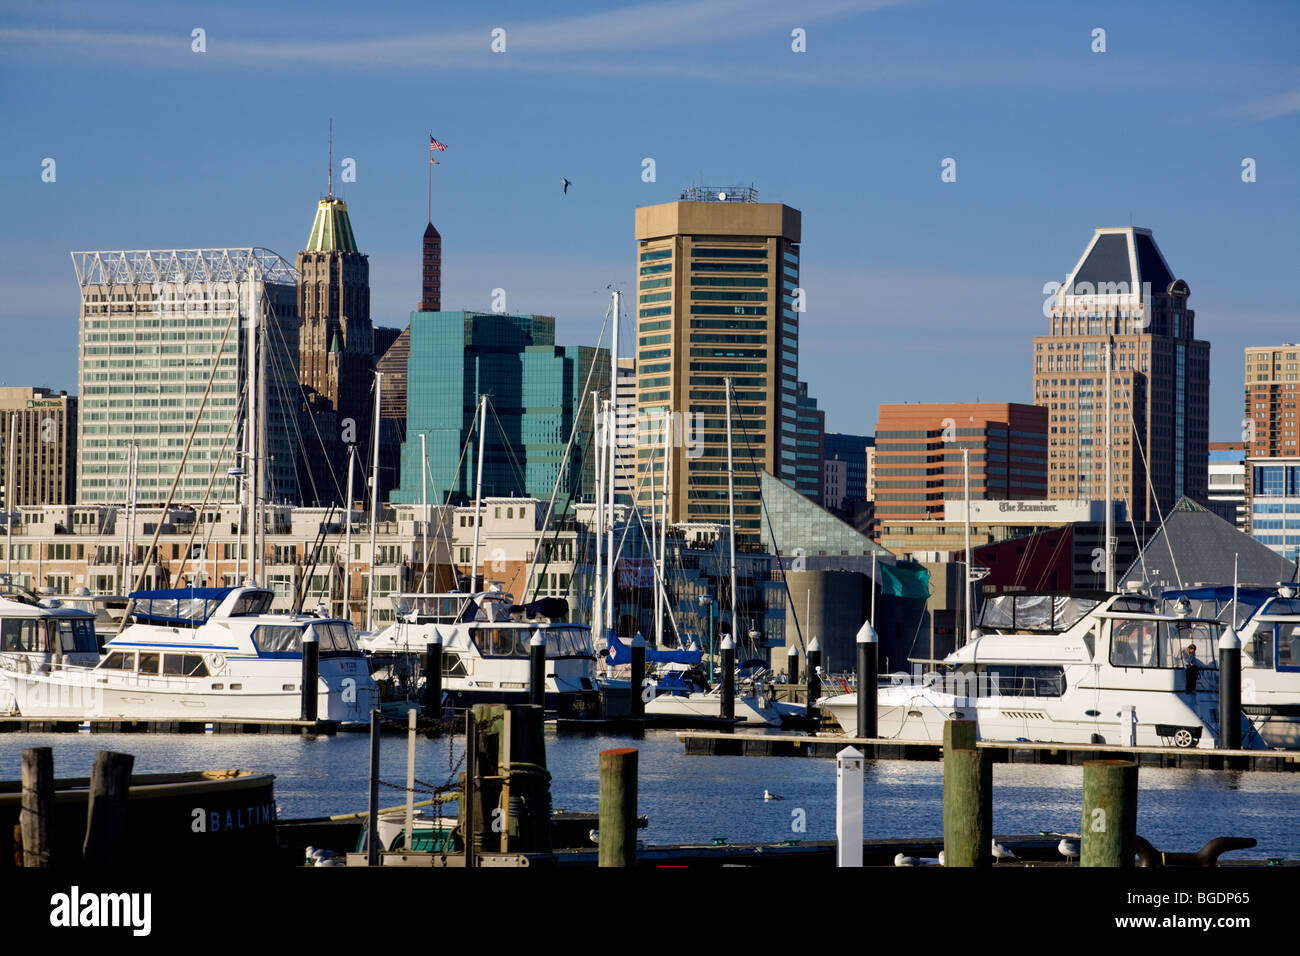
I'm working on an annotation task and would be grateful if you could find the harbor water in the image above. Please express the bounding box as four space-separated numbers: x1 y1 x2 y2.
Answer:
2 729 1297 860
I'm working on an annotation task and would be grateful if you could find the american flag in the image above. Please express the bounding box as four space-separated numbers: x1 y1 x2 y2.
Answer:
429 135 448 152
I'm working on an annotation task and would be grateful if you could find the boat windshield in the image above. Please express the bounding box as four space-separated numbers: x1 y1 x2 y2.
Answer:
469 627 594 659
1108 618 1221 668
545 627 595 658
1245 619 1300 670
977 594 1103 633
130 589 233 626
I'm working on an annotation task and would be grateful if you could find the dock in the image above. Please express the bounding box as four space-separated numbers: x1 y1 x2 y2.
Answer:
678 731 1300 772
0 716 342 735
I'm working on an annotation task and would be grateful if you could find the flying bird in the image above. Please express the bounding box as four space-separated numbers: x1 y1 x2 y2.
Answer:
561 178 572 194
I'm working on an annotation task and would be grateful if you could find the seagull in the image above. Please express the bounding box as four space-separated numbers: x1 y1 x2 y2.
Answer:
588 828 599 845
1058 837 1080 861
992 839 1018 863
894 852 918 866
937 850 945 866
561 178 571 194
315 856 346 867
763 789 783 801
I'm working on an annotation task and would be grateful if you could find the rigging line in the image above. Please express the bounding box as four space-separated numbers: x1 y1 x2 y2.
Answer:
1130 411 1182 589
628 498 683 643
415 397 483 593
526 307 613 599
172 389 244 586
485 396 528 497
262 323 321 506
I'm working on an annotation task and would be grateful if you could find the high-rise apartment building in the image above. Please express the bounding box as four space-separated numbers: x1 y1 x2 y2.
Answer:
0 388 77 506
633 187 801 540
874 403 1047 521
794 381 825 506
613 357 637 503
296 195 374 506
1244 343 1299 458
825 432 873 503
1207 441 1246 529
1034 227 1209 520
73 248 300 507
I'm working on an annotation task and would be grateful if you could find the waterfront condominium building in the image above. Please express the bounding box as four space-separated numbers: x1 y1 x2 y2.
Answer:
1245 456 1300 560
1244 343 1300 459
0 388 77 506
391 310 609 509
1207 441 1247 529
73 248 301 507
1034 227 1210 520
873 402 1047 522
633 187 802 541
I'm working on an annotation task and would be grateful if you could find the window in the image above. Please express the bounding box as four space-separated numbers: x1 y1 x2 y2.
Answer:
99 651 136 670
0 619 43 652
162 654 209 677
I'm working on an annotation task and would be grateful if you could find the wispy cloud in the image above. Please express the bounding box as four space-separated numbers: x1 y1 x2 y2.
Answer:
1226 87 1300 124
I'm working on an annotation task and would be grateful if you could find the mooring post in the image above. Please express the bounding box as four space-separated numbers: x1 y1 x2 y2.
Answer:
404 706 417 851
942 720 990 867
367 708 380 866
720 635 735 721
786 642 799 688
856 621 878 740
83 750 134 867
836 746 864 867
806 637 822 720
463 713 476 868
1081 760 1137 867
529 632 546 708
1119 705 1137 748
629 632 646 719
20 747 54 867
301 630 319 722
598 747 638 867
424 637 442 719
506 703 551 853
1219 628 1242 751
471 704 505 860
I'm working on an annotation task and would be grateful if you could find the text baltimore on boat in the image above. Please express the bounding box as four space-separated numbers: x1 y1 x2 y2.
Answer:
358 585 601 717
820 588 1262 749
0 585 378 722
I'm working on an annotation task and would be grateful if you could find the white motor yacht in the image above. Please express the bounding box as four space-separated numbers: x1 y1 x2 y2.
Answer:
0 586 378 722
359 588 601 717
0 579 100 714
819 589 1260 749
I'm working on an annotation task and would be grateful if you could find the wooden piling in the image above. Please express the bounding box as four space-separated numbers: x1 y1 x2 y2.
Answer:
598 747 638 867
1081 759 1137 867
471 704 505 860
20 747 54 867
367 709 380 866
83 750 134 866
944 719 977 753
504 704 551 853
942 732 990 867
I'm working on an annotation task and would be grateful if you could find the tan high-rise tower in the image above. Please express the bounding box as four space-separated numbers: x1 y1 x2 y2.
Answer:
1033 227 1209 521
634 188 801 541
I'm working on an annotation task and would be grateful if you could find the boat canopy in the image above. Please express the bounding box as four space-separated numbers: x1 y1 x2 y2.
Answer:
128 587 234 627
977 593 1108 633
606 635 703 667
1159 586 1277 628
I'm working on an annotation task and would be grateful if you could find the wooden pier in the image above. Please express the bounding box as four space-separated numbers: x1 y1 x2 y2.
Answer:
0 716 341 735
678 731 1300 772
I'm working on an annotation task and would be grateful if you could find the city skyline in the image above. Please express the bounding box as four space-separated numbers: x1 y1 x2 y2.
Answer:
2 0 1297 445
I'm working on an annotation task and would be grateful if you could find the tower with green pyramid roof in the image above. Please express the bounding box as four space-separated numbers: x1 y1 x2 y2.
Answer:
295 178 375 506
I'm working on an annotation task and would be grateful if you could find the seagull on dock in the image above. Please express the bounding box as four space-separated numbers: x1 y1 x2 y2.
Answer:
763 789 783 801
588 828 599 845
561 177 572 194
894 852 918 866
937 850 945 866
1058 837 1080 861
992 839 1018 863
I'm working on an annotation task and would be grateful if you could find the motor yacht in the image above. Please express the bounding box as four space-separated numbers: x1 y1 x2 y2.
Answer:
0 577 99 714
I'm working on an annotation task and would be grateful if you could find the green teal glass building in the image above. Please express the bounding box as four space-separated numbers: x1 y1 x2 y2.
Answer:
392 310 608 507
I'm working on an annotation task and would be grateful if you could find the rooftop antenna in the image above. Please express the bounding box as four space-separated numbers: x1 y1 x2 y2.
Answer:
327 118 334 199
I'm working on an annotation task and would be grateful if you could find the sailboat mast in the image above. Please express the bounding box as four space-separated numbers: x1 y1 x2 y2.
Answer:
1104 340 1115 591
343 443 354 622
592 392 603 630
660 408 670 643
469 393 486 593
245 265 258 585
606 289 619 639
725 378 738 657
421 432 429 591
366 372 382 631
963 447 972 644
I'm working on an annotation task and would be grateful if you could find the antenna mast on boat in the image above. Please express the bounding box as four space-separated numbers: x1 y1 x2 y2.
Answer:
656 408 670 644
366 372 382 631
469 393 487 593
606 289 620 641
1104 339 1115 591
421 432 429 591
725 378 738 657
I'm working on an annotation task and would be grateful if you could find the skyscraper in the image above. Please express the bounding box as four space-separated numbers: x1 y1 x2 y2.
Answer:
1034 227 1209 520
633 187 801 540
0 388 77 506
295 193 374 506
73 248 300 506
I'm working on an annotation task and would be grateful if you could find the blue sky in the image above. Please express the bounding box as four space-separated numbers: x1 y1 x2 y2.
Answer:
1 0 1296 441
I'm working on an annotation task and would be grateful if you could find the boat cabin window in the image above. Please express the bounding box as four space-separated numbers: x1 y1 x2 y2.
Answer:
976 594 1101 633
545 628 595 658
1109 619 1219 668
0 619 42 652
253 625 304 654
54 619 97 654
162 654 209 677
471 628 531 658
138 652 161 674
228 591 275 617
99 651 135 670
976 665 1066 698
314 622 359 653
1274 621 1300 671
442 653 468 678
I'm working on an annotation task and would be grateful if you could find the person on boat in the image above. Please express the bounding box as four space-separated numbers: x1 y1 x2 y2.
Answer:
1178 643 1204 693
